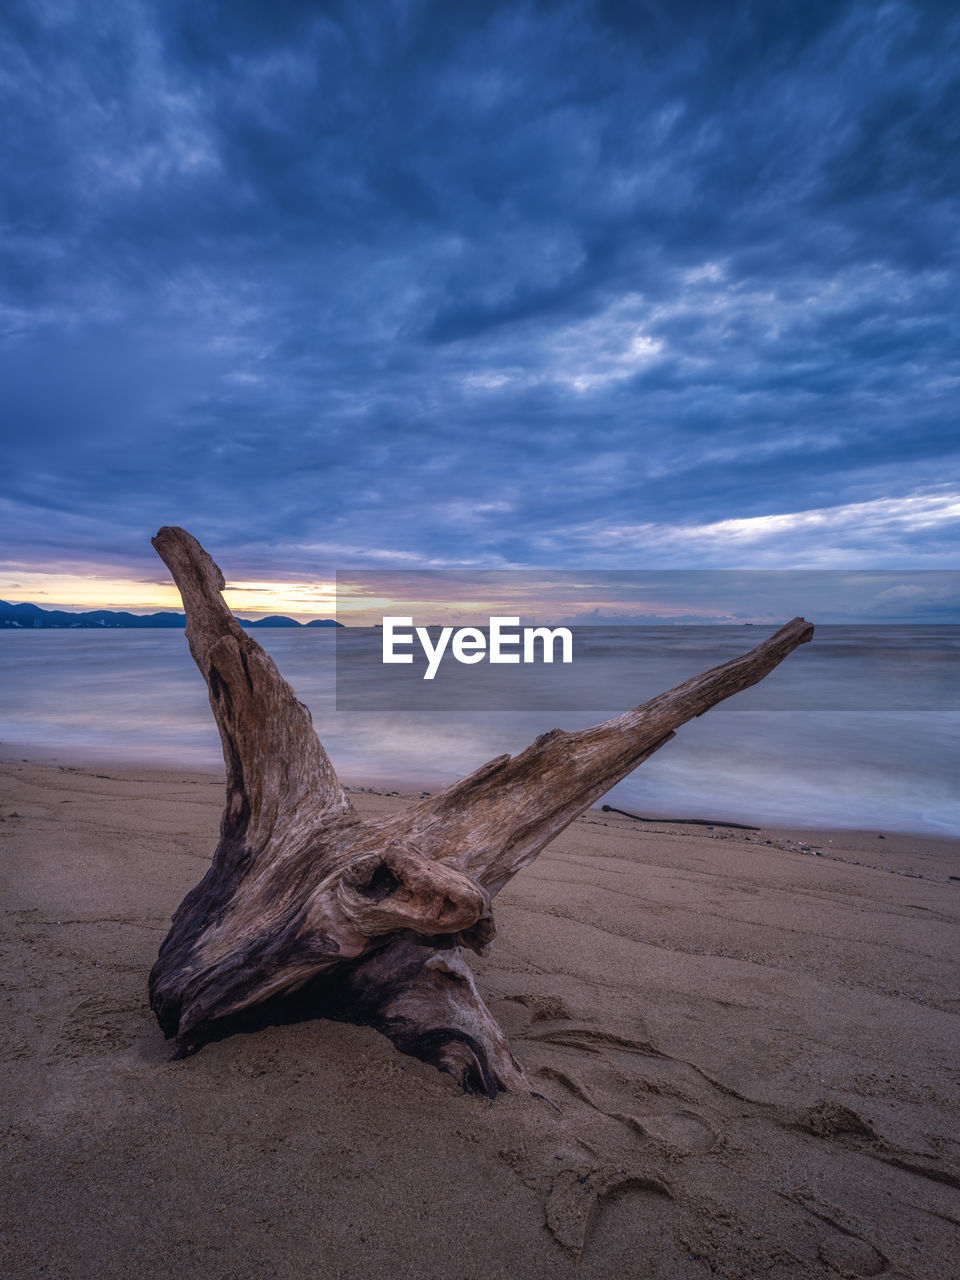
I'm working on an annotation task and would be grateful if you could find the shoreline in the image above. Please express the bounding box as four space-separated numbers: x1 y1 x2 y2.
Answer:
3 750 958 854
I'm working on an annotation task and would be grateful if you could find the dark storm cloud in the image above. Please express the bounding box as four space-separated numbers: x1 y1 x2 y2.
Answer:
1 0 958 595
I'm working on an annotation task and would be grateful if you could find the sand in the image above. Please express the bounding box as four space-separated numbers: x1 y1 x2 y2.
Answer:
1 758 958 1279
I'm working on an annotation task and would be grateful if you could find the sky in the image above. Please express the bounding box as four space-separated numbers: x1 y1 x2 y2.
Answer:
334 570 960 626
1 0 959 618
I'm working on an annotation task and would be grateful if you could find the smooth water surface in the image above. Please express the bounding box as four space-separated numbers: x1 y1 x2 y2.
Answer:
1 627 957 835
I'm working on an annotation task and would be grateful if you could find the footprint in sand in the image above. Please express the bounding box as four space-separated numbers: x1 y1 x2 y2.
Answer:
544 1164 674 1256
536 1065 720 1156
626 1109 719 1155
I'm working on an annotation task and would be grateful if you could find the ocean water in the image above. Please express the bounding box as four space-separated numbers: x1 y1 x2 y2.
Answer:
0 626 957 836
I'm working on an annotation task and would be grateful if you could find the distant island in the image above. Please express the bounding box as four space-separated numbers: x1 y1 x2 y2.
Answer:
0 600 343 630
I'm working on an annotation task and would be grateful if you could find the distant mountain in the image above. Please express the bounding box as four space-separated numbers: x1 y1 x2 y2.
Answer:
0 600 343 629
244 614 303 628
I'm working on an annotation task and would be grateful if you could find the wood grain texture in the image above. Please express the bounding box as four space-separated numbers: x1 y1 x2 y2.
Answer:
148 527 814 1093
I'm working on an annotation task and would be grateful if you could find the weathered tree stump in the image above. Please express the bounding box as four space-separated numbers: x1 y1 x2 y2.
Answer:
148 527 814 1095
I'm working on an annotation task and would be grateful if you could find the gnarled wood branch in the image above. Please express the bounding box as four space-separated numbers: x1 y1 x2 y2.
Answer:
148 527 814 1094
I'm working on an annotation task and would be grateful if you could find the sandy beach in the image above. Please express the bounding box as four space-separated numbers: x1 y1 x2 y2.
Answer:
1 757 958 1279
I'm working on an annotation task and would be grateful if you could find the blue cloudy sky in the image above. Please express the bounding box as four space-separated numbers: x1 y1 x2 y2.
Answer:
1 0 958 615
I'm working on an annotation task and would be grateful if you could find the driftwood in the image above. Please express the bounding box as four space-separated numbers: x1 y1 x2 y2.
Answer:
601 805 759 831
148 527 814 1095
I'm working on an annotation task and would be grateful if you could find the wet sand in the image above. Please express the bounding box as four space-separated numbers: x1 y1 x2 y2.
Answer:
1 759 958 1278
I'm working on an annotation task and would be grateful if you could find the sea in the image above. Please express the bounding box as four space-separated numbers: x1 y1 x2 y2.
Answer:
1 626 957 836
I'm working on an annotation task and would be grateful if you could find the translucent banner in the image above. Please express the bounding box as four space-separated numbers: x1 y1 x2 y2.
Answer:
334 570 959 713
